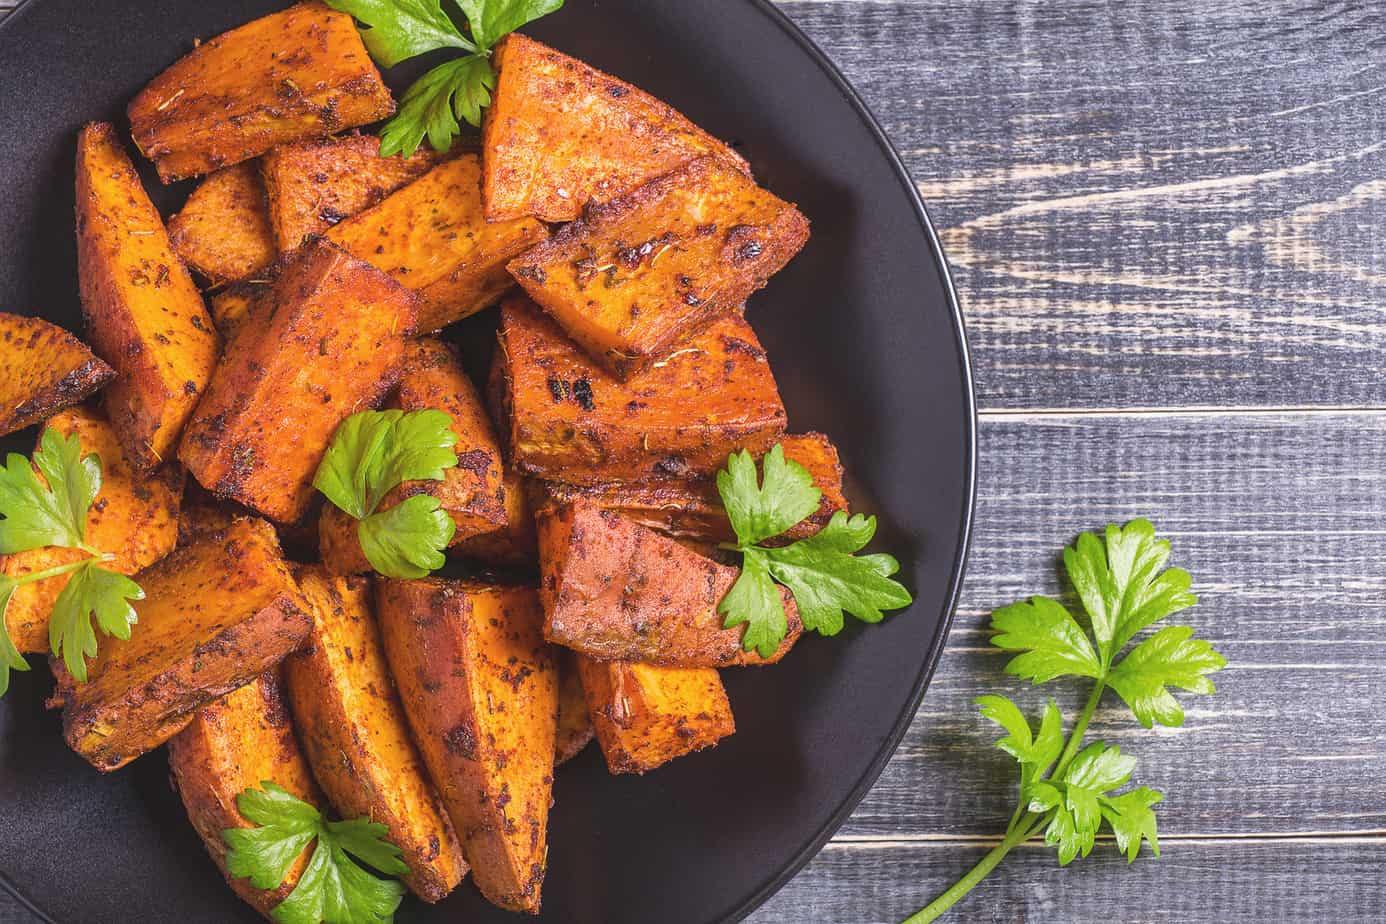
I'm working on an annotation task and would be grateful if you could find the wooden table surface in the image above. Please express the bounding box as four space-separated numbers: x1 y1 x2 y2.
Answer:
3 1 1384 922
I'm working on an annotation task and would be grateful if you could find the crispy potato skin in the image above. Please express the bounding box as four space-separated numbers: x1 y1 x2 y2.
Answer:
167 163 276 286
2 407 184 653
0 313 114 437
537 502 801 666
319 339 508 574
326 155 547 333
554 648 594 765
496 296 786 485
167 671 323 920
482 34 748 223
376 579 557 914
534 432 845 546
179 238 416 523
510 157 809 378
75 122 221 471
127 2 395 183
262 134 441 251
284 568 468 902
62 517 312 771
576 658 734 774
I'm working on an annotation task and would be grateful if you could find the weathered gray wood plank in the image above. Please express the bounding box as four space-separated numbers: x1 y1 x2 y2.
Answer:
779 0 1386 410
752 835 1386 923
840 410 1386 842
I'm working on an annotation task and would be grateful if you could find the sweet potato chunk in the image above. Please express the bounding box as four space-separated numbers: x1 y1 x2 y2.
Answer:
534 432 845 546
62 517 312 771
325 154 547 333
167 163 276 286
319 339 507 574
75 122 221 471
449 467 538 568
537 501 801 666
262 134 441 251
510 157 809 377
554 648 594 766
482 33 747 223
284 569 468 902
576 658 734 774
0 313 113 438
128 2 395 183
180 238 416 523
376 579 557 914
2 406 183 653
168 671 323 919
496 296 786 485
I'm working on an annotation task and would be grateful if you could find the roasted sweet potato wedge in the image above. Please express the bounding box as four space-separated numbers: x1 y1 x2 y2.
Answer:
325 154 547 333
284 568 468 902
537 501 801 666
128 2 395 183
482 33 747 223
449 466 538 568
262 134 441 251
180 238 416 523
167 671 324 919
319 339 507 574
510 156 809 378
554 648 594 766
62 517 312 771
0 313 113 438
2 406 183 653
495 295 786 485
167 162 276 286
576 658 734 774
75 122 221 471
376 579 557 914
533 432 845 546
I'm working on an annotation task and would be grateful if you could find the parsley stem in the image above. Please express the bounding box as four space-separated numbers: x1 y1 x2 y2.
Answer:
902 825 1031 923
7 557 97 587
1051 679 1107 780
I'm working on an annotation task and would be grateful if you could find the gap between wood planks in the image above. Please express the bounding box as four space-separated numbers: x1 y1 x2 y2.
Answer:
825 831 1386 849
979 405 1386 420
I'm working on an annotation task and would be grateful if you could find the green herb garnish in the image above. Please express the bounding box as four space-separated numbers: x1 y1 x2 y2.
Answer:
904 519 1227 922
326 0 564 157
224 782 409 924
715 444 913 657
0 428 144 694
313 409 459 579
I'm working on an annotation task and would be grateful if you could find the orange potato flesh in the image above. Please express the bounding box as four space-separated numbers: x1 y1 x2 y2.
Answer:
2 406 183 653
75 122 221 471
533 432 845 546
262 134 442 252
326 155 548 333
167 671 324 920
554 648 594 766
127 2 395 183
179 238 416 523
167 162 276 286
376 579 557 914
62 517 312 771
482 33 748 223
284 568 468 902
495 295 787 485
0 313 113 438
510 156 809 378
318 339 508 575
536 501 802 667
576 658 734 775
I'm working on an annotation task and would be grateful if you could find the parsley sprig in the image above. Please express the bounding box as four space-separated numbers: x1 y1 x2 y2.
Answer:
0 428 144 695
903 520 1227 922
327 0 564 157
716 444 913 656
313 409 459 579
224 782 409 924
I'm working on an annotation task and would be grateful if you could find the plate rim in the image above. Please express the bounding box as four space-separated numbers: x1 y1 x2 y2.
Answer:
0 0 979 920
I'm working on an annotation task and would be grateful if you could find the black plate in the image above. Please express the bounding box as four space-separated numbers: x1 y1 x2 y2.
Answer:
0 1 976 921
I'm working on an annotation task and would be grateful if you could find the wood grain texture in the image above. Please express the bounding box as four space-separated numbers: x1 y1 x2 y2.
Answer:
779 0 1386 410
